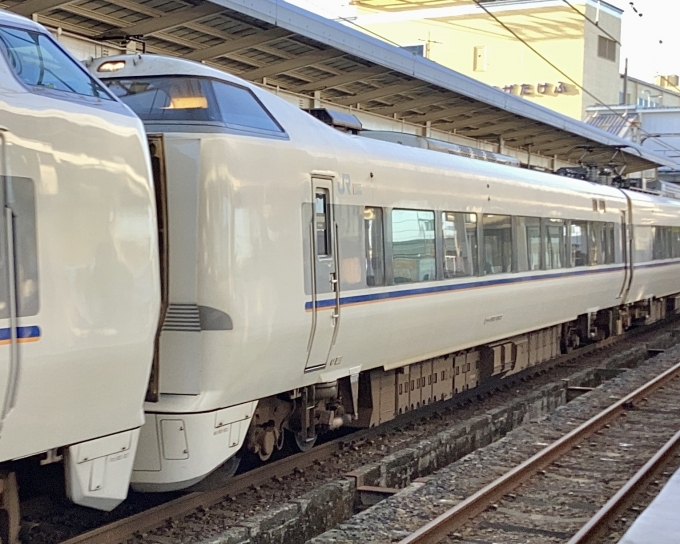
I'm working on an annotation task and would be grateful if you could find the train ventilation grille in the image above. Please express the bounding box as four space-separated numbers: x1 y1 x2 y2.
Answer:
163 304 201 332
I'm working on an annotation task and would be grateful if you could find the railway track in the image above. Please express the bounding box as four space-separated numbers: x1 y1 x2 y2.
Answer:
398 359 680 544
50 322 677 544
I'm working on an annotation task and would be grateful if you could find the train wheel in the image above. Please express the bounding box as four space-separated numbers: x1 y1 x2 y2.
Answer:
187 455 241 492
0 471 19 544
287 430 317 453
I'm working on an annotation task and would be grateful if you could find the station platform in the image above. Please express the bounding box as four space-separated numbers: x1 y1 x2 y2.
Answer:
619 466 680 543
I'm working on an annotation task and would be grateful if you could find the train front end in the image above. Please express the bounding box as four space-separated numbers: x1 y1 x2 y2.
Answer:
0 10 160 516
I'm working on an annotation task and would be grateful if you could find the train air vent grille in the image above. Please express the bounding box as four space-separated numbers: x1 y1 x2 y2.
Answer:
163 304 201 332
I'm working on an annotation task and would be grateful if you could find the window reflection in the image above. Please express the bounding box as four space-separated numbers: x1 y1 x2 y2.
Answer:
392 209 436 283
442 212 477 277
482 214 512 274
0 25 110 99
364 207 384 286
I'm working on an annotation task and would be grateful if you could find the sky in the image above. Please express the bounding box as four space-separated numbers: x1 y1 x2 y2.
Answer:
287 0 680 84
615 0 680 82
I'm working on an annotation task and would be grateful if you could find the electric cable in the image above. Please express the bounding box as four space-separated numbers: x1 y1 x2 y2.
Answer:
561 0 621 46
469 0 680 160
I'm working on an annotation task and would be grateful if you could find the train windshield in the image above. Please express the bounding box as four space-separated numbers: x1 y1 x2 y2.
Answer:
0 26 110 99
105 76 284 133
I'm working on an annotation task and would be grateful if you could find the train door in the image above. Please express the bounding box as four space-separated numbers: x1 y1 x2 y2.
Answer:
145 135 169 403
305 178 340 372
0 129 17 435
618 195 635 303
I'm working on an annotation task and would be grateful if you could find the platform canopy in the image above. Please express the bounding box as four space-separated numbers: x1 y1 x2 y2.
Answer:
3 0 674 173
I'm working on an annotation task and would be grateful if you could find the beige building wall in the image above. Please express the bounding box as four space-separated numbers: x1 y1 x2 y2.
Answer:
620 76 680 108
581 2 621 115
351 0 622 120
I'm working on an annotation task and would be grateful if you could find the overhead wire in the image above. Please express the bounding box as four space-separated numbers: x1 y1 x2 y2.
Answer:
560 0 620 46
560 0 680 149
469 0 680 161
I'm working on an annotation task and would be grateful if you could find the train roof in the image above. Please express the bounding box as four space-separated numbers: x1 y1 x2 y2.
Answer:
0 8 44 29
6 0 674 174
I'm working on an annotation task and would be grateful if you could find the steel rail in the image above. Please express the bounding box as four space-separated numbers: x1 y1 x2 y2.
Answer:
567 427 680 544
57 321 673 544
398 360 680 544
58 429 371 544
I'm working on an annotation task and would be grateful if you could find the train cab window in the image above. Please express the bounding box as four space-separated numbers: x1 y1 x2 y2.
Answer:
212 81 283 133
544 219 566 270
0 26 110 99
392 209 436 283
107 76 284 134
315 190 331 257
442 212 477 277
482 214 512 275
570 221 589 267
364 207 385 286
107 77 217 122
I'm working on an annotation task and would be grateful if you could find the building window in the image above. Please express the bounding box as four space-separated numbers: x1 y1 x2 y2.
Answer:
598 36 616 62
473 46 487 72
403 44 425 56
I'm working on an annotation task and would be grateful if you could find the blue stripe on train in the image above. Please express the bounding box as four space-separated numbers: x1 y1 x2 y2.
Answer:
0 325 41 342
305 260 680 311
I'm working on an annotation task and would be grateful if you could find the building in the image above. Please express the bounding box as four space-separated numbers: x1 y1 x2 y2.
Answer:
586 104 680 181
620 74 680 109
342 0 622 120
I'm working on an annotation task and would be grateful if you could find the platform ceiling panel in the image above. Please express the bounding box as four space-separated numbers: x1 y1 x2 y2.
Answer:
2 0 673 172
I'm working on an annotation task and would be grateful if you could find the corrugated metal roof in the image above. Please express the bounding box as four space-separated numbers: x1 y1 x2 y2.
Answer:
585 111 638 139
1 0 674 172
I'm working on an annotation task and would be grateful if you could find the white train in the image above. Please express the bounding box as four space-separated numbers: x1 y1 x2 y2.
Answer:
0 9 159 534
89 54 680 493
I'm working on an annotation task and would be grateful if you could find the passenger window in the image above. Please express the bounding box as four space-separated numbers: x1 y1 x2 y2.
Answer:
672 227 680 258
482 214 512 274
211 81 283 133
0 26 110 99
653 226 672 260
634 226 653 263
442 212 477 277
364 207 385 286
544 219 566 270
604 222 615 264
589 222 602 265
315 190 330 257
392 209 436 283
525 217 541 271
0 177 39 318
570 221 589 266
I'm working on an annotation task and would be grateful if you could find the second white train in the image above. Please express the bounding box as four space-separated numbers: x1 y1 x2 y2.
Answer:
90 54 680 492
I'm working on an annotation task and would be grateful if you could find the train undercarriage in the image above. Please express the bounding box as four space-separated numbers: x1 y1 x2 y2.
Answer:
244 295 680 461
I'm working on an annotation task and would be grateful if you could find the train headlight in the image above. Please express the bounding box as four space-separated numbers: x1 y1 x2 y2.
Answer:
97 61 126 73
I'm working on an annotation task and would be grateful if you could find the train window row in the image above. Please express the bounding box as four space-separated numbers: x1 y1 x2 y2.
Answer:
363 207 623 287
636 225 680 262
